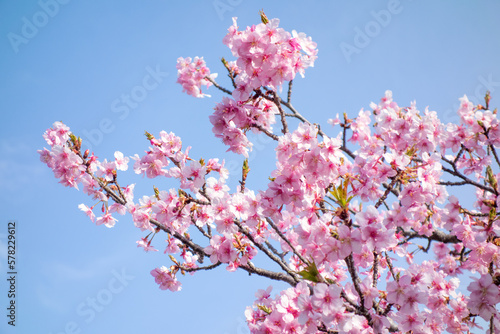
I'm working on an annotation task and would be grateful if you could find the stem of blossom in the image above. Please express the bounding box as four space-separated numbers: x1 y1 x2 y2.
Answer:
264 240 287 261
375 175 399 209
489 144 500 168
221 58 237 89
200 183 212 205
287 80 293 104
186 196 210 206
372 251 379 288
265 217 309 265
273 92 289 134
204 76 232 95
168 156 182 169
479 122 500 169
114 179 126 202
438 180 468 186
340 289 361 312
345 254 366 313
453 145 465 165
250 123 279 141
149 217 207 262
181 262 222 272
384 252 398 281
191 218 211 239
233 220 300 284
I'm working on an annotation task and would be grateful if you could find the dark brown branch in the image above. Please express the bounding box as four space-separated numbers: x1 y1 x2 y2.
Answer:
439 180 468 186
490 144 500 169
372 251 379 288
287 80 293 104
239 262 297 286
384 252 397 281
273 92 289 134
181 262 222 272
375 175 399 209
402 230 460 244
345 254 366 313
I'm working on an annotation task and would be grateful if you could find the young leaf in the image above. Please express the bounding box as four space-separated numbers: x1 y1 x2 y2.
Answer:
298 261 320 283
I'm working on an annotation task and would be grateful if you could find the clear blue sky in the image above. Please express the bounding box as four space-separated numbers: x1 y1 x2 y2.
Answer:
1 1 500 333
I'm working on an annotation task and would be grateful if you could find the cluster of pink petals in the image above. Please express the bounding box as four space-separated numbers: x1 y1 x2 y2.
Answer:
176 56 217 98
209 96 277 157
246 282 371 334
467 274 500 321
39 122 131 227
223 17 317 101
150 266 181 291
39 121 85 189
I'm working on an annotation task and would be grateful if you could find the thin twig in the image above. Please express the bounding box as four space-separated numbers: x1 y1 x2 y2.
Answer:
372 251 379 288
266 217 308 265
438 180 468 186
287 80 293 103
205 76 232 95
181 262 222 272
273 92 289 134
240 262 297 286
345 254 366 313
234 220 300 284
375 175 399 209
250 123 279 141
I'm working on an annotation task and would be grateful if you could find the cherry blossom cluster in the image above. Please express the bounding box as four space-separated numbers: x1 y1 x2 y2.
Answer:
39 121 132 228
223 14 317 101
176 56 217 98
209 96 277 156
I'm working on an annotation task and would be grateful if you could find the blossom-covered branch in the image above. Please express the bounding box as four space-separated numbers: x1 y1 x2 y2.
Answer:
40 11 500 334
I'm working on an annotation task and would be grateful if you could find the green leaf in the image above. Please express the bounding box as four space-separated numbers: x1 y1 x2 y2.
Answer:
257 304 272 314
490 208 497 221
486 166 498 190
259 10 269 24
325 277 336 285
298 261 320 283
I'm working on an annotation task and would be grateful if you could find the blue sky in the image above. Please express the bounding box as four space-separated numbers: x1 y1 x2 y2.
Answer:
1 1 500 333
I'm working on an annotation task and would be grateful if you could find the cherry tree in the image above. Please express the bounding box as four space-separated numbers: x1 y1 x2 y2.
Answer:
39 12 500 333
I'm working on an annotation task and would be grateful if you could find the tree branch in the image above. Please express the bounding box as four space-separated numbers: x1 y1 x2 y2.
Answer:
239 262 297 287
205 76 232 95
402 230 460 244
234 220 300 284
